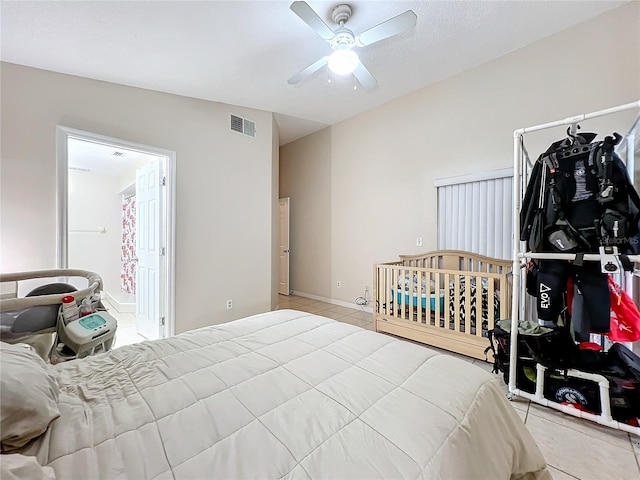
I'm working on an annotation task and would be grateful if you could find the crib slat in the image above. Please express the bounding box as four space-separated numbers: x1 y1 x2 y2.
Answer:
464 274 472 335
454 274 461 333
427 270 432 326
377 265 383 319
475 275 483 337
430 270 436 326
378 266 383 316
398 266 403 319
442 272 450 329
419 268 424 323
397 267 403 319
416 269 422 324
399 267 405 320
389 267 394 319
385 266 390 318
488 276 496 333
407 262 420 322
376 265 381 316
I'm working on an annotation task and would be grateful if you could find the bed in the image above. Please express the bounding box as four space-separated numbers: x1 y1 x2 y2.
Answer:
374 250 513 360
1 309 548 479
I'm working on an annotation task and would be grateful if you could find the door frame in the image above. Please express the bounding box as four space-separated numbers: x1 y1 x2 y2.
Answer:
56 125 177 337
278 197 290 295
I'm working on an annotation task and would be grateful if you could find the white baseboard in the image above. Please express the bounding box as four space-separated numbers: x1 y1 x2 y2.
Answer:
105 291 135 313
290 291 373 314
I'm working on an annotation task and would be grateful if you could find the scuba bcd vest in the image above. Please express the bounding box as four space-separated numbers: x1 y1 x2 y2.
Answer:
520 132 640 253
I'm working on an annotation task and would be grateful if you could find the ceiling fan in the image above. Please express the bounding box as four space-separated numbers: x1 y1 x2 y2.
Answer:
288 1 417 91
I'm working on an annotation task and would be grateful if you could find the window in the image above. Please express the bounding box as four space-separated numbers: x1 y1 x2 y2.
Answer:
435 168 513 260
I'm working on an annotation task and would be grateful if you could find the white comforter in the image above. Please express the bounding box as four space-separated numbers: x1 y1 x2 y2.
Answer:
30 309 550 479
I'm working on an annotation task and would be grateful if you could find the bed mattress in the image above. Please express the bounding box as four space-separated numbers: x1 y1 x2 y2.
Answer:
27 309 550 479
392 289 445 311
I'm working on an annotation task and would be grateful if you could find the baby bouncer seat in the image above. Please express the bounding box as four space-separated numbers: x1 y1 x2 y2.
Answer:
0 269 117 362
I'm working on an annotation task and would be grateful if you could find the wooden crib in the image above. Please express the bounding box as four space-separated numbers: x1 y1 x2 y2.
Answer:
374 250 513 360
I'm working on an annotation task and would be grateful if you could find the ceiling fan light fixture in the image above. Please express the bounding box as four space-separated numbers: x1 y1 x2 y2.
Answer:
328 49 359 75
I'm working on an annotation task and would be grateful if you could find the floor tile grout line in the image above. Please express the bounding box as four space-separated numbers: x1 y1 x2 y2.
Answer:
545 464 581 479
525 407 635 452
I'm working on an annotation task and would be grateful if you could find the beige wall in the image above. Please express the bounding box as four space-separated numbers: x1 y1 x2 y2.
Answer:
280 127 332 298
280 3 640 306
0 63 278 334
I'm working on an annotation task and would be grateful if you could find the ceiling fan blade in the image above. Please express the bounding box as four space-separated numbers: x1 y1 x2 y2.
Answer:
288 56 329 85
290 1 335 41
353 60 377 91
356 10 417 47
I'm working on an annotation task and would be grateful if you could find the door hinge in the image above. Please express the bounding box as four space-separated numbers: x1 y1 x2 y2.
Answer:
162 176 166 186
161 316 165 326
161 247 166 256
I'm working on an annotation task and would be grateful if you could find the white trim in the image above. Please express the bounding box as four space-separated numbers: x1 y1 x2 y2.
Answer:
56 126 177 338
56 127 69 270
278 197 291 296
434 168 513 187
290 290 373 314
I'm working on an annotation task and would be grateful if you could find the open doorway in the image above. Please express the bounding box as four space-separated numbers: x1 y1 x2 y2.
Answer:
56 126 176 346
279 197 290 295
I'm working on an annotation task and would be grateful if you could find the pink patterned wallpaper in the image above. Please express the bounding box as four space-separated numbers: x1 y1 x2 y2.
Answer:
121 195 136 294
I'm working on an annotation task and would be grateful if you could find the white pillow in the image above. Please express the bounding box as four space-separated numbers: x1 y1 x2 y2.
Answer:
0 342 60 451
0 454 56 480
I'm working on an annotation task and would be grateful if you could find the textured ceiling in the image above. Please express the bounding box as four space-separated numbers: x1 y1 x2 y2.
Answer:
1 1 629 145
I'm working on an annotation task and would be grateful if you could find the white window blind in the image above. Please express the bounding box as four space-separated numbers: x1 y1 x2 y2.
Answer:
435 168 513 260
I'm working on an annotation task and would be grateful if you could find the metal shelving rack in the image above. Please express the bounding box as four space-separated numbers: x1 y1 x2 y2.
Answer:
510 100 640 435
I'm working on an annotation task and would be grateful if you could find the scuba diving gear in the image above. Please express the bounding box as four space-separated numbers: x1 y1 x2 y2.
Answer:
599 245 621 274
486 320 640 423
569 282 591 343
520 131 639 331
520 131 640 254
536 259 610 333
546 221 580 252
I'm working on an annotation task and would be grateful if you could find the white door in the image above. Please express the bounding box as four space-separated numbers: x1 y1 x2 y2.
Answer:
279 198 290 295
136 159 163 340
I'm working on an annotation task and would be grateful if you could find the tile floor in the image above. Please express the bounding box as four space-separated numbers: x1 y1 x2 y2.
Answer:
101 298 147 347
103 293 640 479
277 294 640 480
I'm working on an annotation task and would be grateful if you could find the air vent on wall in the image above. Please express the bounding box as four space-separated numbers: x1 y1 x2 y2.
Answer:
230 114 256 138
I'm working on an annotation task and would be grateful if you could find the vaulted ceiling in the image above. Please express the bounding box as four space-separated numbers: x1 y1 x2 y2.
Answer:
1 1 628 145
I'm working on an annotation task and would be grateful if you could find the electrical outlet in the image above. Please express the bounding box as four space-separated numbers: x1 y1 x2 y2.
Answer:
416 237 423 247
336 281 341 288
226 299 233 310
